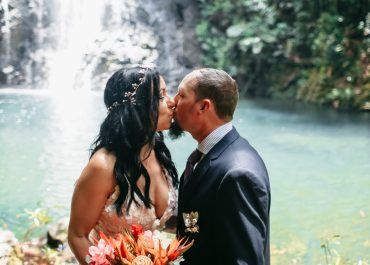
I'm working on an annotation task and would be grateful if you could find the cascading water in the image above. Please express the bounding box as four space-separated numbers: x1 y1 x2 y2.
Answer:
0 0 18 81
0 0 200 90
46 0 106 90
0 0 11 63
39 0 161 90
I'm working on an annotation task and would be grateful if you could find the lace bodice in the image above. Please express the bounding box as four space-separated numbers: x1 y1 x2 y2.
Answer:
89 177 177 241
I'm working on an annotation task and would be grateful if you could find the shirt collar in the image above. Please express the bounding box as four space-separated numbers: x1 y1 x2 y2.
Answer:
198 121 233 155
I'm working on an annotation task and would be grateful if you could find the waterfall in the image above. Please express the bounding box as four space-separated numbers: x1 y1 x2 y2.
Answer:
1 0 12 73
25 0 47 85
0 0 200 90
46 0 159 91
46 0 105 90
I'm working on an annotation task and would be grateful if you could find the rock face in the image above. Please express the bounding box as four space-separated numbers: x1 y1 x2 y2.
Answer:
0 0 201 90
138 0 202 89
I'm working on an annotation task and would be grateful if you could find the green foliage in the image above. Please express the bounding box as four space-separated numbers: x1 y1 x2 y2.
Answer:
18 207 52 241
195 0 370 110
196 0 287 97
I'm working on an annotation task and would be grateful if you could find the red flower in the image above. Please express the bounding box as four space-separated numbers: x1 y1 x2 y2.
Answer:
131 224 143 240
87 225 193 265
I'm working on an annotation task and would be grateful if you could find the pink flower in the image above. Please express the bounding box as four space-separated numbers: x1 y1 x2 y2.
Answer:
143 230 153 241
88 239 114 265
151 230 172 250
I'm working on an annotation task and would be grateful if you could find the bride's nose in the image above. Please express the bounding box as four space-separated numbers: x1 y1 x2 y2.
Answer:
166 96 175 109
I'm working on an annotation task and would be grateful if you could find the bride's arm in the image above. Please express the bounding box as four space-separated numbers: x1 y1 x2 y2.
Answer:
68 152 115 264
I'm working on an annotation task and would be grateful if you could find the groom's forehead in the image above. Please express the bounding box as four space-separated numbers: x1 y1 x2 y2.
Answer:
179 72 200 91
185 70 202 82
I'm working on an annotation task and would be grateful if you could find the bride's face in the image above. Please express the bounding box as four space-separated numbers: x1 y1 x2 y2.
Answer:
156 76 174 131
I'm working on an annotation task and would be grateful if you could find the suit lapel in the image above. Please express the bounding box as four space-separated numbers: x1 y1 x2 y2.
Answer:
181 127 240 198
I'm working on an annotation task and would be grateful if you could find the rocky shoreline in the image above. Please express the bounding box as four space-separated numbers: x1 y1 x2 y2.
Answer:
0 217 77 265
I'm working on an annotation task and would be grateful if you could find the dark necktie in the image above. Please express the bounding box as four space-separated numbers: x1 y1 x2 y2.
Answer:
183 149 203 185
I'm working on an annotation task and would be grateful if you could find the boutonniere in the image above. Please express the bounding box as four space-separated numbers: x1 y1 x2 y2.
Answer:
182 211 199 233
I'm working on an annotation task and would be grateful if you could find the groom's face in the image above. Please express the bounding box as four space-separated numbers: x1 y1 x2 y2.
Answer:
172 72 200 134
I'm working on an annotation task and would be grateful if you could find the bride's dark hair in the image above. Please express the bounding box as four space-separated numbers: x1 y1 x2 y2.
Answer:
90 66 178 215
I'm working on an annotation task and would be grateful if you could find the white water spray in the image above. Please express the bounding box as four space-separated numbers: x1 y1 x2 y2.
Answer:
46 0 106 91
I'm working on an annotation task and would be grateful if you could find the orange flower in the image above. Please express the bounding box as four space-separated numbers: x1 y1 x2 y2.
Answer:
87 225 193 265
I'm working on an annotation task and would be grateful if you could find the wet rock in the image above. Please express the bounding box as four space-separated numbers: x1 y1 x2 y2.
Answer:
0 228 18 264
138 0 201 90
47 217 68 249
0 218 78 264
0 228 18 255
21 242 42 258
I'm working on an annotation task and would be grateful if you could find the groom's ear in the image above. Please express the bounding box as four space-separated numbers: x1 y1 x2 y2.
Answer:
200 99 211 111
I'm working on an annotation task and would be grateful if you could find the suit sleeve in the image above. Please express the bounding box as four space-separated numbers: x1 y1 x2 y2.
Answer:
215 168 269 265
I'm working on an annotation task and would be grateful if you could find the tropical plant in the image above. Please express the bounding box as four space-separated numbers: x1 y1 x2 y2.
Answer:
195 0 370 110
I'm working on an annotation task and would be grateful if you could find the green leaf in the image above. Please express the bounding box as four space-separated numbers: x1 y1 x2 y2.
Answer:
261 33 276 43
239 37 261 47
226 24 247 38
252 41 264 54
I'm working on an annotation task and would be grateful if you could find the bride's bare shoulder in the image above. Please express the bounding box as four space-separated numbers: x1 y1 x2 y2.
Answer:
89 148 116 171
76 148 117 190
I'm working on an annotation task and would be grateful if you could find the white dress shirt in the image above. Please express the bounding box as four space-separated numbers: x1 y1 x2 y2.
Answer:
195 121 233 167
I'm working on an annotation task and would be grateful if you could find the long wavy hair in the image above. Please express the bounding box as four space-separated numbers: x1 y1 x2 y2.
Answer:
90 66 178 215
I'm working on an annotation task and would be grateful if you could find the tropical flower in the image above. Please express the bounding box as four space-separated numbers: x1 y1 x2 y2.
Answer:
86 225 193 265
131 224 143 240
88 239 115 265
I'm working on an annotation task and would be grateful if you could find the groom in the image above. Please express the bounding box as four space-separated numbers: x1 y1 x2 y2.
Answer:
171 68 271 265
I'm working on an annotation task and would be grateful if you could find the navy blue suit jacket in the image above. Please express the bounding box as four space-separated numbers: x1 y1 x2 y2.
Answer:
177 127 271 265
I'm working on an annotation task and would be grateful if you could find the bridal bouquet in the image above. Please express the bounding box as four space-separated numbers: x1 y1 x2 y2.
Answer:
86 224 193 265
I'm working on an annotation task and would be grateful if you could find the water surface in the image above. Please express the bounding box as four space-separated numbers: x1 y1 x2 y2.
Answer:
0 89 369 263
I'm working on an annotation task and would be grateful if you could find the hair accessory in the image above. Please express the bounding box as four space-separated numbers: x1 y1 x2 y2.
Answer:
107 69 148 113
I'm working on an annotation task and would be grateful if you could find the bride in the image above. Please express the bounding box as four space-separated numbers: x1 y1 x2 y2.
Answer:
68 66 178 264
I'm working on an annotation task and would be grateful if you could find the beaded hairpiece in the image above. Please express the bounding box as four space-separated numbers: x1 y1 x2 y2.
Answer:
107 68 147 113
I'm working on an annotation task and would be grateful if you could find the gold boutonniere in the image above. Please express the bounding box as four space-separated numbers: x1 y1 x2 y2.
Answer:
183 211 199 233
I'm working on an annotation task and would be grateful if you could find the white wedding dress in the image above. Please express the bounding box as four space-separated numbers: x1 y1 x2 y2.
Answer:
89 175 177 241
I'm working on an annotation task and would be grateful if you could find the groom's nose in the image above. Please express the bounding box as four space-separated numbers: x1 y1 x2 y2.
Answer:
173 93 179 104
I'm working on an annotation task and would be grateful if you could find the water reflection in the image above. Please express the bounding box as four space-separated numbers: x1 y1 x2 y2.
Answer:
42 91 105 214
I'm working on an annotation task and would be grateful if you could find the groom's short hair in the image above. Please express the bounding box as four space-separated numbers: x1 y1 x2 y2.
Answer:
192 68 239 120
